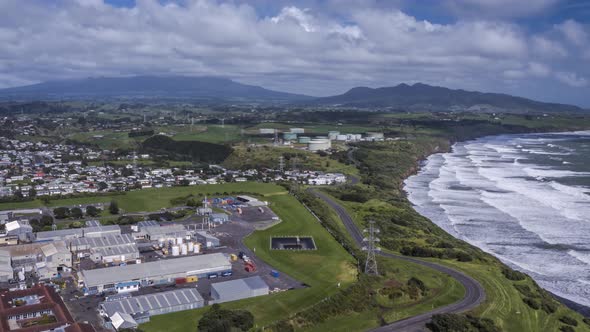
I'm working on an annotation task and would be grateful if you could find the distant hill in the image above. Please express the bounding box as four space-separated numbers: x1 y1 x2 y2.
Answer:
0 76 310 102
311 83 582 113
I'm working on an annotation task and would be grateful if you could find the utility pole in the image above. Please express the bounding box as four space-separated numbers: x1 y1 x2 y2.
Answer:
279 156 284 173
363 220 380 275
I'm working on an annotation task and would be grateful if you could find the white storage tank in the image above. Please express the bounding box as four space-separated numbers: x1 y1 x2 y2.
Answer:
172 245 180 256
176 237 183 245
188 242 195 252
336 134 347 141
194 243 201 254
181 244 188 255
308 138 331 152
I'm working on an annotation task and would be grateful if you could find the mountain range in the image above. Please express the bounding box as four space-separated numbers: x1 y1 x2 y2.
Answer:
0 76 583 113
310 83 582 113
0 76 309 102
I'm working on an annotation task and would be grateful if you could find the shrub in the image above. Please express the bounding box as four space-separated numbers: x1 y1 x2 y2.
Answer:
109 200 119 214
426 314 471 332
501 267 526 281
540 299 558 314
559 326 575 332
583 317 590 326
514 284 536 298
522 297 540 310
559 316 578 326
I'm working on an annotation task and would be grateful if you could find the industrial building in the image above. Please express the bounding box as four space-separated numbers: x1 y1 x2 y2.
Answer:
289 128 305 134
35 225 121 242
0 285 95 332
70 234 139 264
135 224 191 242
308 138 331 151
78 253 231 295
195 231 220 248
4 220 33 242
210 276 269 304
100 288 204 328
0 241 72 280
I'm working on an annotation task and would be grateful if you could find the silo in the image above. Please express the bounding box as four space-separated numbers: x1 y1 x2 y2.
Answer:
188 242 195 252
181 244 188 255
298 136 311 144
328 131 340 140
172 245 180 256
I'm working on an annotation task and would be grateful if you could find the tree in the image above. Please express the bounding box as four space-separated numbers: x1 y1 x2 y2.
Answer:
53 207 70 219
97 182 108 191
109 200 119 215
86 205 100 217
198 304 254 332
70 207 83 219
40 215 54 227
28 187 37 198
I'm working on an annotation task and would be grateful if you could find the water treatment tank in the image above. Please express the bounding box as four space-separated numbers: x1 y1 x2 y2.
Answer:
181 244 188 255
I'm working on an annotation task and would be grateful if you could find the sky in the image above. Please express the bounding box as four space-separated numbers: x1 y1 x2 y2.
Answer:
0 0 589 107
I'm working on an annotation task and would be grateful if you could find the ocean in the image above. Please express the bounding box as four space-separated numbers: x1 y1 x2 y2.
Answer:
404 131 590 307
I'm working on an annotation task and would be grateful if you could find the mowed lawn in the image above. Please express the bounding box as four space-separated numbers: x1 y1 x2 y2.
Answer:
0 183 287 212
142 193 357 332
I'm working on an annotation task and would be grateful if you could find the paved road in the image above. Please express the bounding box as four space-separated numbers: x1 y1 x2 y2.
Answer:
309 189 486 332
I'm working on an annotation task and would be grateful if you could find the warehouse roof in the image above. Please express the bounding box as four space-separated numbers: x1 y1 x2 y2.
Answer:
36 225 121 240
141 224 189 237
0 251 12 277
94 244 138 258
70 234 135 248
211 276 268 299
80 253 230 287
100 288 203 317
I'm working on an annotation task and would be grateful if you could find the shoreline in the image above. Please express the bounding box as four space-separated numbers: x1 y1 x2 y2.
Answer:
402 131 590 318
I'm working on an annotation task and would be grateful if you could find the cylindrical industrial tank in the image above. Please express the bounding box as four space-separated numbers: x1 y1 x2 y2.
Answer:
194 243 201 254
18 271 25 281
336 134 347 141
328 131 340 140
176 237 183 245
308 138 331 152
298 136 311 144
188 242 194 252
172 245 180 256
181 244 188 255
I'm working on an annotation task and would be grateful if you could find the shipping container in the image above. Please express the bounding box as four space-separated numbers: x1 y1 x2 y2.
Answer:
186 276 198 283
271 270 280 278
175 277 187 285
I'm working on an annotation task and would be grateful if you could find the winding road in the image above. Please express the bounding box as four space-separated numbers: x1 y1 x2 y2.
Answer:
309 189 486 332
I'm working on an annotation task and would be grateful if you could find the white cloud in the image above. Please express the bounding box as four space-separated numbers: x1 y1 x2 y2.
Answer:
555 71 588 87
555 20 588 46
531 36 567 58
0 0 586 103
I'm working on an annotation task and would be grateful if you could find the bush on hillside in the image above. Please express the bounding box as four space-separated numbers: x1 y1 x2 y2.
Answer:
501 267 526 281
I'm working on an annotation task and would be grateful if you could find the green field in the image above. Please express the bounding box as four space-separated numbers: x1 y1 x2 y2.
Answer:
67 130 144 150
0 183 287 212
166 124 243 143
141 190 466 332
223 145 359 176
